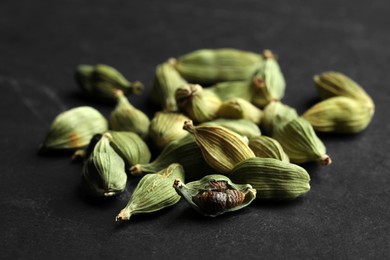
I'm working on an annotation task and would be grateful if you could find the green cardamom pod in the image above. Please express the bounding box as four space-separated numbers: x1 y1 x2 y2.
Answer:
75 64 143 101
261 101 298 136
314 71 373 104
206 80 254 101
183 120 255 174
148 112 190 149
109 90 150 138
40 106 108 152
175 84 222 123
150 59 188 111
173 174 256 217
82 133 127 197
302 96 374 133
273 117 331 165
130 135 215 181
174 48 264 84
116 163 184 221
230 157 310 200
248 136 289 162
251 50 285 108
200 118 261 138
217 97 263 124
108 131 151 168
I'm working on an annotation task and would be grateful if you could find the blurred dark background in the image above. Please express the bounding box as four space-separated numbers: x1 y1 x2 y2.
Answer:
1 0 389 259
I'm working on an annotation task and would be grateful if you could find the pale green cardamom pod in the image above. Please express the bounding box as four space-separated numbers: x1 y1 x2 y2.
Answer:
252 50 286 108
115 163 185 221
174 48 264 84
230 157 310 200
206 80 254 101
200 118 261 138
302 96 374 133
109 90 150 138
130 135 215 181
248 136 289 162
108 131 151 168
75 64 143 101
261 101 298 136
314 71 373 105
150 59 188 111
183 120 255 174
217 97 263 124
173 174 256 217
273 117 331 165
82 133 127 197
175 84 222 123
148 112 190 149
40 106 108 152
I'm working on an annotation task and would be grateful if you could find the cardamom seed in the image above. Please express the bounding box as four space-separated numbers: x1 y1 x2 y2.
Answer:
116 163 184 221
173 174 256 217
217 97 263 124
230 157 310 200
82 133 127 197
40 106 108 152
248 136 289 162
200 118 261 138
175 84 222 123
109 90 150 138
183 120 255 174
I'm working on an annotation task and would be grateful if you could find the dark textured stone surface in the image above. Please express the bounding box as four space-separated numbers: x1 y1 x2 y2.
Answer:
1 0 389 259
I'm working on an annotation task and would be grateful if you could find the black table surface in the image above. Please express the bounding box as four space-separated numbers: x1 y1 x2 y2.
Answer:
1 0 389 259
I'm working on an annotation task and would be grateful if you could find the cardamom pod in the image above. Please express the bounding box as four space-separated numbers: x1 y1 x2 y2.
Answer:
273 117 331 165
75 64 143 101
207 80 253 101
130 135 215 181
200 118 261 138
175 84 222 123
82 133 127 197
109 90 150 138
261 101 298 136
116 163 184 221
314 71 373 105
174 48 263 84
173 174 256 217
230 157 310 200
148 112 190 149
248 136 289 162
40 106 108 151
183 120 255 174
217 97 263 124
150 59 188 111
252 50 286 108
108 131 151 168
302 96 374 133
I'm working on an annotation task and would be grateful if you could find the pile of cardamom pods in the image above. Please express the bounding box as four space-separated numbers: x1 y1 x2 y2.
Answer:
39 48 375 220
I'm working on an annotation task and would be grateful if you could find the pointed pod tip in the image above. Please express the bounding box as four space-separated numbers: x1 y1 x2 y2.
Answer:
182 120 195 133
320 155 332 166
130 164 143 176
115 209 131 222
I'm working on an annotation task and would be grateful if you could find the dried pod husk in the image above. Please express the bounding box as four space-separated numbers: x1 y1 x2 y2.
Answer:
206 80 253 101
230 157 310 200
175 84 222 123
40 106 108 151
173 174 256 217
261 101 298 136
248 136 289 162
302 96 375 134
150 59 188 111
251 50 286 108
82 133 127 197
217 98 263 124
314 71 373 105
75 64 143 101
148 112 190 149
200 118 261 138
130 135 214 181
183 120 255 174
109 91 150 138
273 117 331 165
108 131 151 168
116 163 184 221
174 48 264 84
